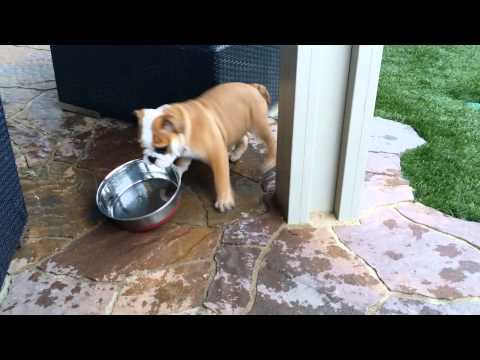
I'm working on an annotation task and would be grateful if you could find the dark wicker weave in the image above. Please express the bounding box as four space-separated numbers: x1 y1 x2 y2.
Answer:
212 45 280 104
50 45 280 121
0 96 27 288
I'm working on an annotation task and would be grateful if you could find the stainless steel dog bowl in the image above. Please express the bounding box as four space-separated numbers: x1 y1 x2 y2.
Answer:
96 159 181 232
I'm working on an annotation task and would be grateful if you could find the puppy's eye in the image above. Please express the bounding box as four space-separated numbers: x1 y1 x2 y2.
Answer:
154 147 168 155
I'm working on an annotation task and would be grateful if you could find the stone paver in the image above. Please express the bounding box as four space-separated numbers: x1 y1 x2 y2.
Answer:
222 211 283 247
249 228 388 315
14 90 73 137
366 152 401 177
231 145 265 182
361 173 414 212
376 295 480 315
335 207 480 300
0 269 118 315
5 87 128 169
10 238 68 274
368 117 426 154
112 262 211 315
7 120 55 168
170 307 215 315
397 202 480 249
9 162 101 273
77 124 141 181
0 45 54 89
19 162 100 241
41 222 221 282
0 87 43 118
0 275 11 306
52 115 127 166
205 245 261 314
173 186 208 227
364 119 417 215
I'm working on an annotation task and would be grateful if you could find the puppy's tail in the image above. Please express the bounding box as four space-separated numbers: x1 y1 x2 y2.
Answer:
250 83 272 106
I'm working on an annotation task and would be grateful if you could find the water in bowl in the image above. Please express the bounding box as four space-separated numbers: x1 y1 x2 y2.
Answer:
111 178 177 220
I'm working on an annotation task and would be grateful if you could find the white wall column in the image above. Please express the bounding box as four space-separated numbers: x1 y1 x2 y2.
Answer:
334 45 384 220
275 45 384 224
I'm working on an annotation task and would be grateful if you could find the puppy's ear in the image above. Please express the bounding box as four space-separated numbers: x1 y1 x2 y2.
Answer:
133 110 144 124
162 118 177 133
161 109 185 134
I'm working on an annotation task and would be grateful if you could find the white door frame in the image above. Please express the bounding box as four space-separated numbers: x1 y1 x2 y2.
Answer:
275 45 384 224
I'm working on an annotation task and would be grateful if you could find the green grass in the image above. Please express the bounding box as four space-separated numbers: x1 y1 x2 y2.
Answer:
375 46 480 221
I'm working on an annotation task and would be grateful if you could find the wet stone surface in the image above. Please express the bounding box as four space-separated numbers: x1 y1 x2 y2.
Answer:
231 144 265 182
7 120 55 168
112 262 212 315
205 245 262 314
173 185 208 227
77 124 141 181
9 143 28 169
5 88 130 169
19 162 100 240
0 269 118 315
41 222 221 282
223 211 283 247
9 238 68 274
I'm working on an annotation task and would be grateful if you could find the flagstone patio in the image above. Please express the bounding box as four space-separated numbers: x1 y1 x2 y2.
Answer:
1 45 480 315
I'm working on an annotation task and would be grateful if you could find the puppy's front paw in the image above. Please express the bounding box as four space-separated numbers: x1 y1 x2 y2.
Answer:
214 193 235 213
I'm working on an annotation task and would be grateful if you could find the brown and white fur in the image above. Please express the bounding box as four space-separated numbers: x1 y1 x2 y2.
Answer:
134 82 277 213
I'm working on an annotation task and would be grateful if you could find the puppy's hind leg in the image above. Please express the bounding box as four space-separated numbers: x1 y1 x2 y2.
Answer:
229 135 249 163
253 115 277 173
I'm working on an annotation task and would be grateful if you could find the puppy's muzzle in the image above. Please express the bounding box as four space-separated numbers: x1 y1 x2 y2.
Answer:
143 149 178 169
147 156 157 164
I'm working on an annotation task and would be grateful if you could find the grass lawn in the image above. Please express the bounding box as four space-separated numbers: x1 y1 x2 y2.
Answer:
375 45 480 221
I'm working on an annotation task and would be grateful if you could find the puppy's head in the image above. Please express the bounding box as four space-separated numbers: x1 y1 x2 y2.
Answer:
134 105 186 168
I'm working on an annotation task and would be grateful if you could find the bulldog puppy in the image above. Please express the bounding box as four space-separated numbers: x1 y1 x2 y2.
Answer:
134 82 277 213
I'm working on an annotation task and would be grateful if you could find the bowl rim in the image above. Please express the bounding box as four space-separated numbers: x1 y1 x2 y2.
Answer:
95 159 182 223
